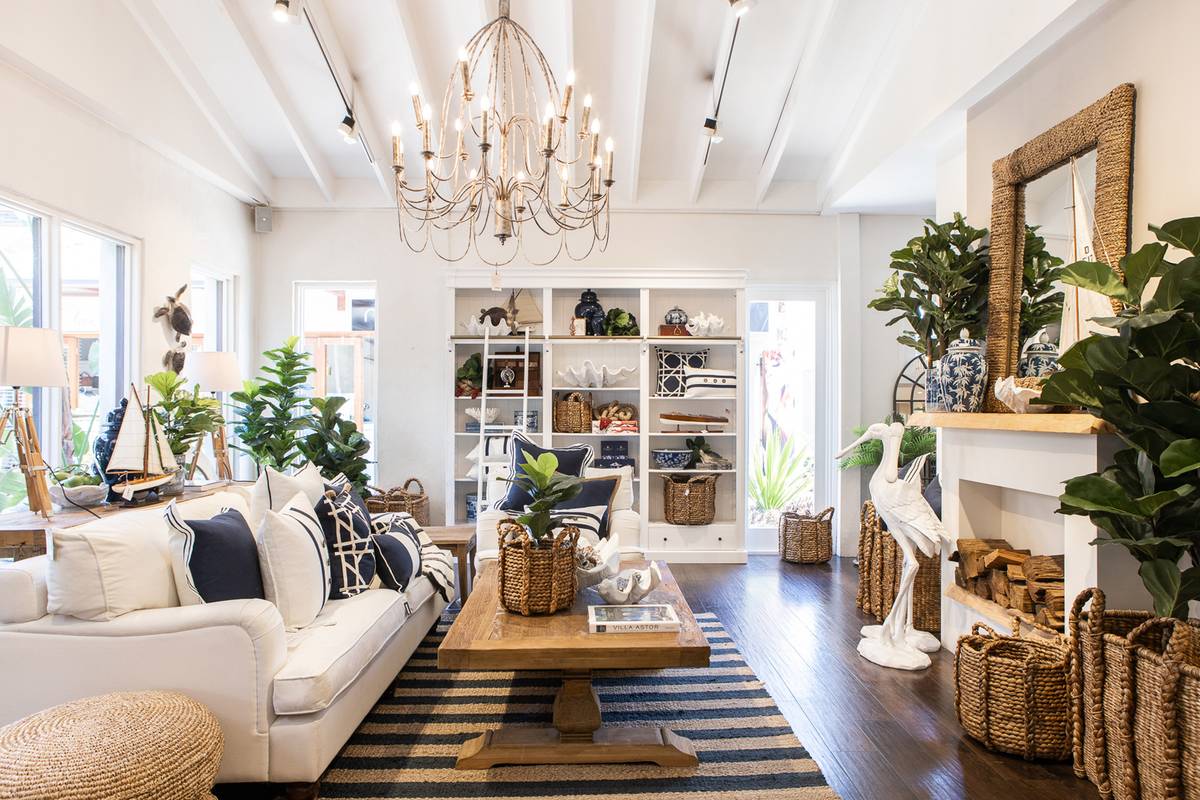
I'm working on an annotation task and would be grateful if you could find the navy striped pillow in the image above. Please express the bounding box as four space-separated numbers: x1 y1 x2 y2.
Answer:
372 519 423 592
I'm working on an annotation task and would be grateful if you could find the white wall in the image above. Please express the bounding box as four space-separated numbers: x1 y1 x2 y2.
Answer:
0 62 256 381
966 0 1200 242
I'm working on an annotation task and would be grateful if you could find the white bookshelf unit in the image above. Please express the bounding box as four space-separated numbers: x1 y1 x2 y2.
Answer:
445 269 747 564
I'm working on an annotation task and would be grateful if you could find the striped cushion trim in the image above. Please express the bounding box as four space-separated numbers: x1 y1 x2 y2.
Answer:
164 501 203 605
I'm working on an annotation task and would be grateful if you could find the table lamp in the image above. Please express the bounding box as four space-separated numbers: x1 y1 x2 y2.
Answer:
181 351 242 481
0 327 70 518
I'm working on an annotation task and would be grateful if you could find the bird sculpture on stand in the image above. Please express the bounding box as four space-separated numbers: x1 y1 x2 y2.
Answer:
836 421 951 670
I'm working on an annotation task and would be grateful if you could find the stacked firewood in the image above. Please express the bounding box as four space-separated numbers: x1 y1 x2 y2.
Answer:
950 538 1066 631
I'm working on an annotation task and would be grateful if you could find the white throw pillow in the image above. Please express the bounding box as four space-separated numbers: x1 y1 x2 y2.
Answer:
45 508 177 621
585 465 634 511
256 491 331 631
248 463 326 529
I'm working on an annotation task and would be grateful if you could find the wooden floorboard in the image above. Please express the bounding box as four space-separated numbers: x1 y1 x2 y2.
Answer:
217 555 1097 800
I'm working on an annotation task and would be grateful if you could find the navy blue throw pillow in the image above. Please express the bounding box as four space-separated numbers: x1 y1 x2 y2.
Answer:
552 476 619 539
496 431 593 512
371 517 423 592
165 505 264 603
316 484 376 598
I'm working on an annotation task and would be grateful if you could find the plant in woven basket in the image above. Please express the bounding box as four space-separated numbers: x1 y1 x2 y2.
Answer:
297 396 372 494
868 213 990 361
504 451 582 545
839 415 936 473
230 336 316 472
748 428 812 515
1020 224 1066 346
1039 217 1200 619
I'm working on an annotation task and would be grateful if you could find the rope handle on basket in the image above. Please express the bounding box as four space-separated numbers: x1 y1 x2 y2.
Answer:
401 477 426 496
971 622 998 638
1068 588 1107 785
812 507 835 523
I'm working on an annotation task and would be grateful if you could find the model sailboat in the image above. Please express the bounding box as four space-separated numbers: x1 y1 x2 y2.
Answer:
106 384 178 499
1058 156 1114 351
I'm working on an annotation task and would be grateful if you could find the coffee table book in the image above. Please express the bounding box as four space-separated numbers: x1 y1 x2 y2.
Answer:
588 603 680 633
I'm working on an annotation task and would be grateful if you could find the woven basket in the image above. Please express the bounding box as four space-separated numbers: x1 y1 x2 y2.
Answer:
1069 588 1155 800
366 478 430 525
662 474 717 526
496 521 579 616
553 391 592 433
954 623 1073 761
779 507 834 564
856 500 940 635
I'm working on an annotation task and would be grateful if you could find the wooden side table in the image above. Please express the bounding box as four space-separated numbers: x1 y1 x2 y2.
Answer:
423 525 477 602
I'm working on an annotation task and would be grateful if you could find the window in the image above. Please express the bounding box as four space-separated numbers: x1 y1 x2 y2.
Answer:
0 196 133 513
295 283 378 481
190 272 233 352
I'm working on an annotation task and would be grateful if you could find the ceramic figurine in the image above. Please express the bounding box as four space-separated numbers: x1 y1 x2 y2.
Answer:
685 312 725 337
464 315 512 337
573 289 605 336
664 306 689 325
556 360 636 388
595 562 662 604
1019 332 1060 378
938 329 987 412
836 423 952 670
153 284 192 373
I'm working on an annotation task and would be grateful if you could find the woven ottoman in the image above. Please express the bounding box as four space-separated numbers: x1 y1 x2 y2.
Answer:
0 691 223 800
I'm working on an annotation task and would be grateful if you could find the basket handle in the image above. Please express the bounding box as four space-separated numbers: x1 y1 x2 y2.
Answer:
814 507 834 523
971 622 998 638
1067 587 1106 787
401 477 425 496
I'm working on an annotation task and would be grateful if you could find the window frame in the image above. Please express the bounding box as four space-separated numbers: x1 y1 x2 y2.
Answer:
190 267 237 353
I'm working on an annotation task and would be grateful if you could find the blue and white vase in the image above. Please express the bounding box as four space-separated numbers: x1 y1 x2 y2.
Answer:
939 329 987 412
924 361 946 412
1019 332 1059 378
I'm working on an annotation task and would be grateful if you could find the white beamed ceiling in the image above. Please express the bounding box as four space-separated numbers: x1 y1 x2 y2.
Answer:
0 0 1115 214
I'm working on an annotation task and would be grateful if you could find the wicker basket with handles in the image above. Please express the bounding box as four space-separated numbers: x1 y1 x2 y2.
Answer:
661 474 717 526
856 500 940 635
496 521 579 616
954 622 1073 761
778 507 833 564
553 391 592 434
365 478 430 525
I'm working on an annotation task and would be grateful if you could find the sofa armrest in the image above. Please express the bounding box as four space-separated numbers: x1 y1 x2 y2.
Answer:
0 598 287 775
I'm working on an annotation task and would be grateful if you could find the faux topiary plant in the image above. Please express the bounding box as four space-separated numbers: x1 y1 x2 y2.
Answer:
1039 217 1200 619
603 307 640 336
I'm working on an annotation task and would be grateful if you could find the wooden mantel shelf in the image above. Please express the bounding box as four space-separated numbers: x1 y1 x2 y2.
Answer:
909 412 1111 435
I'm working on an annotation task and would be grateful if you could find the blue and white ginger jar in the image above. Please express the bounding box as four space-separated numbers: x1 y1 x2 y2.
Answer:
939 329 987 413
1019 332 1059 378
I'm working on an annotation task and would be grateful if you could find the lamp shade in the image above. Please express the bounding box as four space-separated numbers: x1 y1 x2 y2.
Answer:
182 351 243 392
0 326 69 388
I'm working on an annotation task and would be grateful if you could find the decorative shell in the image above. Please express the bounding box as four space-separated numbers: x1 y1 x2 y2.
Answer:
555 360 636 388
994 375 1050 414
464 315 512 336
595 562 662 604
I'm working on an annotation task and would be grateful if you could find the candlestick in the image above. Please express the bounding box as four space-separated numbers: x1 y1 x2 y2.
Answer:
410 82 423 127
458 49 473 100
589 119 600 162
604 137 614 183
422 105 432 157
579 93 592 137
480 96 491 149
391 121 404 170
592 156 602 198
559 69 575 122
560 165 570 208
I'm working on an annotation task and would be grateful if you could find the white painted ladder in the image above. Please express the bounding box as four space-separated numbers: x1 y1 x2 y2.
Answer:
474 327 532 508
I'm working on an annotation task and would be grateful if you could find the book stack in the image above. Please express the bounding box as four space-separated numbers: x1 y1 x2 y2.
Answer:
588 604 681 634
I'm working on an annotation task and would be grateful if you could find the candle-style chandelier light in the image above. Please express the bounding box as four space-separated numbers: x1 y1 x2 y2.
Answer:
390 0 614 266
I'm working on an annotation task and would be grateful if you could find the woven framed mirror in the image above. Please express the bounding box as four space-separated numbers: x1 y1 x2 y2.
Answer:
984 83 1135 411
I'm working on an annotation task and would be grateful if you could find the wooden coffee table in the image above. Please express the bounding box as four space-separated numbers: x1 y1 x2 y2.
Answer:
437 559 710 769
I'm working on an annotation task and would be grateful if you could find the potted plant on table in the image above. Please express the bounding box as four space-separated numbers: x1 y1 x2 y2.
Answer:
146 370 224 494
497 451 582 616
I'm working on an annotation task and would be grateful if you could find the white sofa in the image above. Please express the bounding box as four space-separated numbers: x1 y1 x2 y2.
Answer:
0 491 452 788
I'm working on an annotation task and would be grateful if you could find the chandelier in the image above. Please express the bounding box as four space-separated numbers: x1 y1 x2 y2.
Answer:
390 0 614 266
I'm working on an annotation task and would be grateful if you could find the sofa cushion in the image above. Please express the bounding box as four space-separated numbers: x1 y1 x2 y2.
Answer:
248 464 326 530
257 493 331 631
316 484 376 599
272 579 436 715
494 431 593 512
371 519 422 592
585 464 634 511
165 503 263 605
0 556 48 624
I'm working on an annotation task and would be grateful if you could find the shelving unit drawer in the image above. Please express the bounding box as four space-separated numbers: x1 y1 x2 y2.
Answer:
649 523 738 551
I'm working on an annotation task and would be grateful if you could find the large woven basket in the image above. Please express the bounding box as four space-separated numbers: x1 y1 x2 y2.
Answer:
779 507 834 564
366 478 430 525
553 391 592 433
954 623 1073 761
662 474 717 526
856 500 940 635
1069 588 1155 800
497 521 579 616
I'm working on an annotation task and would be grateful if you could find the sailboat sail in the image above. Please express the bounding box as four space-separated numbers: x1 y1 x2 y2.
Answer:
106 385 177 475
1058 157 1115 350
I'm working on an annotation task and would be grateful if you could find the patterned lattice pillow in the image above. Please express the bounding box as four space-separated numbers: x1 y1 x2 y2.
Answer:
315 483 376 598
655 347 709 397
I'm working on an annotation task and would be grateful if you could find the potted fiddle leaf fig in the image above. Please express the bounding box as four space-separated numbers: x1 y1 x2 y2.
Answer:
297 396 372 495
1039 217 1200 619
496 451 583 615
231 336 316 472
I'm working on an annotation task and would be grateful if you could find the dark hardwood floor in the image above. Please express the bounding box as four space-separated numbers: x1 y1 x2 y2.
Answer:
672 556 1097 800
220 556 1097 800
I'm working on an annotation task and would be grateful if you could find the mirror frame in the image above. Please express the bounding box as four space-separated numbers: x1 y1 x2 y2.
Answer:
984 83 1136 411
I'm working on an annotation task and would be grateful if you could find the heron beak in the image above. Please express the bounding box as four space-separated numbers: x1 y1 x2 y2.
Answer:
835 430 873 460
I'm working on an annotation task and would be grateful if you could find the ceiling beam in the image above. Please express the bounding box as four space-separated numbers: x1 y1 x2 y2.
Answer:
753 0 840 208
217 0 336 203
300 0 392 204
624 0 656 204
385 0 439 145
685 12 738 204
121 0 273 205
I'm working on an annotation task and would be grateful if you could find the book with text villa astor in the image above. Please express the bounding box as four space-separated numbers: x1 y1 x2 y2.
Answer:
588 604 681 634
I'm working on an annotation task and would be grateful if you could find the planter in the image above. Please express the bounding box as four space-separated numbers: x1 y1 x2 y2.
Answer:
778 507 833 564
496 521 579 616
856 501 940 635
161 455 187 497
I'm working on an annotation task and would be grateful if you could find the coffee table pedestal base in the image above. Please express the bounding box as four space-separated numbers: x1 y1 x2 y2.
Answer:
455 726 698 769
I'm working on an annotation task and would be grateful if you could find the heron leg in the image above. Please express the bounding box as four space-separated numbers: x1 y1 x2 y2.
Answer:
888 537 920 644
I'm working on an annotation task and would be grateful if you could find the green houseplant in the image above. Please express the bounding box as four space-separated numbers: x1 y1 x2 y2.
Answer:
1020 225 1067 346
503 451 582 545
748 428 813 520
839 417 936 473
1039 217 1200 619
231 336 316 472
297 396 372 494
602 307 640 336
145 371 223 458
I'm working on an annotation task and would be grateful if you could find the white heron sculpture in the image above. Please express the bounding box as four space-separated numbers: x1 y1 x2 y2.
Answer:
837 421 951 670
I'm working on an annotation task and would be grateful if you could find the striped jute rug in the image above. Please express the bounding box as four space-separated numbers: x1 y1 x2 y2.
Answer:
320 611 839 799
